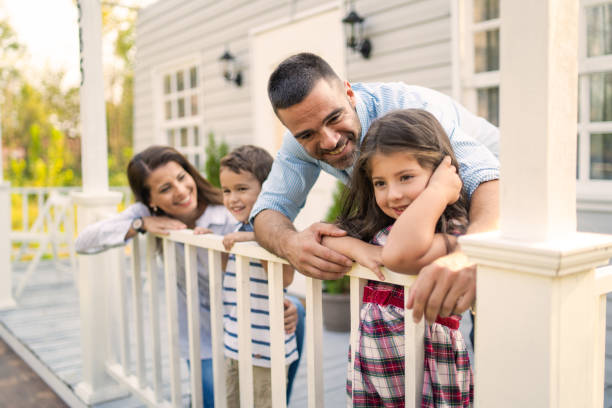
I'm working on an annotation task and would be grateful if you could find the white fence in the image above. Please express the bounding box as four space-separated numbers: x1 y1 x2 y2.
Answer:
79 227 612 408
7 186 131 299
96 230 424 408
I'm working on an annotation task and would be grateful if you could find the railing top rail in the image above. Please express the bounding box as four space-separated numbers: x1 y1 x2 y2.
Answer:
162 230 418 287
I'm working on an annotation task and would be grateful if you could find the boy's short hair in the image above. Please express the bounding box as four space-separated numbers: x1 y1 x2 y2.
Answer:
220 145 274 185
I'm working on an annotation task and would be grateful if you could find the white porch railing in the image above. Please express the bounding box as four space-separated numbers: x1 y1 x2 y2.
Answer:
9 186 131 235
7 186 131 299
90 230 424 408
77 227 612 408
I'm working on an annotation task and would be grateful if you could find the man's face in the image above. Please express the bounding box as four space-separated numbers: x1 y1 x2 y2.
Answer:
276 79 362 170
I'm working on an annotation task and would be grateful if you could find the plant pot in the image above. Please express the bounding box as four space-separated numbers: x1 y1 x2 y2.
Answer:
322 292 351 332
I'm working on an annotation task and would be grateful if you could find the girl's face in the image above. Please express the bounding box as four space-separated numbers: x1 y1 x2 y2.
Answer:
147 161 198 222
369 150 433 219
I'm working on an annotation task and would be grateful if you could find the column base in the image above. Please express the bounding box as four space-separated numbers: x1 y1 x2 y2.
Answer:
0 297 17 311
74 381 129 405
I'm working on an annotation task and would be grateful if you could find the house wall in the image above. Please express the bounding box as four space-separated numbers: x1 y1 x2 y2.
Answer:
133 0 454 153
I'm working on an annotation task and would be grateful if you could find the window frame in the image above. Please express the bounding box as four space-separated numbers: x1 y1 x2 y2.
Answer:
578 0 612 202
458 0 612 209
460 0 501 122
152 54 205 170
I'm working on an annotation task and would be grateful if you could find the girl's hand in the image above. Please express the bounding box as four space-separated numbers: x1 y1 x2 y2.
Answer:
142 216 187 235
222 231 255 251
353 244 385 281
283 298 298 334
429 156 462 204
194 227 213 235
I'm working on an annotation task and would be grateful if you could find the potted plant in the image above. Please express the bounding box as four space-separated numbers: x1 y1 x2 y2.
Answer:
322 181 351 332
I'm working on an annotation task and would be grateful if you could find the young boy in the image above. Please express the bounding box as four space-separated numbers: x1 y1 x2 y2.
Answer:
217 145 302 408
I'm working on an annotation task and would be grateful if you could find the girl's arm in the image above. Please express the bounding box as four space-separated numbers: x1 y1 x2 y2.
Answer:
383 157 462 274
321 235 385 280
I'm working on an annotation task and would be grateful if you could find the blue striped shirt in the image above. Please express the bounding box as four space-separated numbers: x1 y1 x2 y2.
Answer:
222 223 299 366
250 82 500 223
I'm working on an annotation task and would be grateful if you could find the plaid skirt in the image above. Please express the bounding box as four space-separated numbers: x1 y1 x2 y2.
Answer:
347 302 473 407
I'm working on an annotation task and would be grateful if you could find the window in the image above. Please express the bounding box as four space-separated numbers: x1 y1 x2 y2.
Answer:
460 0 612 198
159 63 203 169
463 0 500 126
578 1 612 191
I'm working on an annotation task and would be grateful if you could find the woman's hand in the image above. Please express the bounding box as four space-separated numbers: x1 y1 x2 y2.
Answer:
283 298 298 334
142 216 187 235
428 156 462 205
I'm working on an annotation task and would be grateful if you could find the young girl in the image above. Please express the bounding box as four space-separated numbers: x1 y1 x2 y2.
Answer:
322 109 473 407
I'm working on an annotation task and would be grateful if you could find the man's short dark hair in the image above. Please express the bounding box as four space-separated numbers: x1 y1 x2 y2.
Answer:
268 52 341 113
219 145 274 185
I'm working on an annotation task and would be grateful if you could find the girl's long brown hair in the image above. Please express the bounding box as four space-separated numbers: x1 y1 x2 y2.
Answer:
127 145 222 217
337 109 469 242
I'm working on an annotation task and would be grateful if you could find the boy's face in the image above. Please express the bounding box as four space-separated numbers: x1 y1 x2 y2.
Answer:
219 167 262 223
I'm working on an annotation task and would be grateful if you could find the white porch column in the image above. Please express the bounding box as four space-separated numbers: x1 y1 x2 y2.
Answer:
460 0 612 407
0 107 16 310
73 0 127 404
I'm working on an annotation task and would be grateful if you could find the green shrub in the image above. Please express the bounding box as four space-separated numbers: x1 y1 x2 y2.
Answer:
204 131 229 188
323 181 351 294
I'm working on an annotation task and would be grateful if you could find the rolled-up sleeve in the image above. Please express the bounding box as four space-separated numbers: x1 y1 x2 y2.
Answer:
449 126 500 197
75 203 150 254
250 134 321 223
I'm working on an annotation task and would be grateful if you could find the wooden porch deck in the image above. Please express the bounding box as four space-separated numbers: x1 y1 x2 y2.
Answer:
0 260 349 407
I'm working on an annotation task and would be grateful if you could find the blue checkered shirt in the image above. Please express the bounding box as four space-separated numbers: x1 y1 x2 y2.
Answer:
250 82 500 223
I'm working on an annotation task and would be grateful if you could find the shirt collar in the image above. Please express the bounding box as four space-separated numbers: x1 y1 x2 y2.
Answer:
196 204 233 227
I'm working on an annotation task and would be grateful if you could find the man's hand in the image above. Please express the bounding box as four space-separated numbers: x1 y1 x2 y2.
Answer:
406 251 475 323
283 298 298 334
284 223 353 280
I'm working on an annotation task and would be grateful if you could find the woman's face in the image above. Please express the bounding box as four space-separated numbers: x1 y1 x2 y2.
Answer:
147 161 198 222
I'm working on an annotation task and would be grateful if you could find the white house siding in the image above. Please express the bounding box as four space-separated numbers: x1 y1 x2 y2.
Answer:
133 0 455 153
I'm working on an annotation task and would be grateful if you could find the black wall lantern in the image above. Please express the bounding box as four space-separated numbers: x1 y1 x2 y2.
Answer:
218 48 242 87
342 8 372 59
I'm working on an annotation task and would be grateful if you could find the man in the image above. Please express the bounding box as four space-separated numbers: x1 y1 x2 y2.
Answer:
250 52 499 324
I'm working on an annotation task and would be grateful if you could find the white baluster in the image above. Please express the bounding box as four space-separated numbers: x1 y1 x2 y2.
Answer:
235 254 253 408
403 286 424 408
349 275 364 404
113 246 131 374
22 192 28 231
208 248 227 408
306 277 323 408
146 235 163 401
163 239 182 407
268 261 286 408
185 244 203 407
131 237 147 388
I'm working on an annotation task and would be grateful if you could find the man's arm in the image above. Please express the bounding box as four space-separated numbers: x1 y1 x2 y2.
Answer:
406 179 499 323
253 209 352 280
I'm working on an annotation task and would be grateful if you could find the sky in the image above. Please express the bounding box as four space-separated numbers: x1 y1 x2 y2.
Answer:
1 0 157 87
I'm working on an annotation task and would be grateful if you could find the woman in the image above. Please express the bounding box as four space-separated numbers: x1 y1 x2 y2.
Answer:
75 145 302 407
